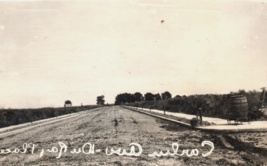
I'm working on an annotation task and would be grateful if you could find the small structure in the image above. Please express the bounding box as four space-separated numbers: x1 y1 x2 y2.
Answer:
64 100 72 107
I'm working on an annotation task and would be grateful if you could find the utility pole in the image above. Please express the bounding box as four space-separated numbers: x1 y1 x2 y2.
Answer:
198 108 203 126
262 87 266 108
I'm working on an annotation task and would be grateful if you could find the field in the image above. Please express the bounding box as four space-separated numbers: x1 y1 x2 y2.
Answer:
0 106 266 165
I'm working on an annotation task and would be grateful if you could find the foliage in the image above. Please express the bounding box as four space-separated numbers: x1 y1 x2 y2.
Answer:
134 92 143 102
0 105 100 128
115 91 169 104
144 93 154 101
115 93 136 104
161 91 172 99
126 89 264 120
97 95 105 105
154 93 162 101
64 100 72 107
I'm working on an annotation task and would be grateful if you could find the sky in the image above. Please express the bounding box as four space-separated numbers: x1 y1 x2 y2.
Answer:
0 0 267 108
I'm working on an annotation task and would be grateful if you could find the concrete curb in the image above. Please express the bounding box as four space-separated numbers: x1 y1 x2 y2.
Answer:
122 106 192 128
123 106 267 133
196 127 267 133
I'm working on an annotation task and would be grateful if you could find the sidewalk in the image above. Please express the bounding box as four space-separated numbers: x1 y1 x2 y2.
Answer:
124 106 267 133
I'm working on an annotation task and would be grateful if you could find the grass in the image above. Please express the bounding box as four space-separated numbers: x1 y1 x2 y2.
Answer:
0 105 102 128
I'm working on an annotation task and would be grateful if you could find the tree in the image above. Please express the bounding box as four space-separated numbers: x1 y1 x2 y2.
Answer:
97 95 105 105
122 93 133 103
115 94 123 105
237 89 247 96
129 94 136 103
134 92 143 102
161 91 172 99
174 95 183 100
144 92 154 101
141 96 145 101
114 93 136 104
115 100 120 105
64 100 72 107
154 93 162 101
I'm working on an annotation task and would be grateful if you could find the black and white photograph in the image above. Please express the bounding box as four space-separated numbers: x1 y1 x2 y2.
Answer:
0 0 267 165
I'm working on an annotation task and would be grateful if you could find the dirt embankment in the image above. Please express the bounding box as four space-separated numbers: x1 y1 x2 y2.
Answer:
0 106 266 166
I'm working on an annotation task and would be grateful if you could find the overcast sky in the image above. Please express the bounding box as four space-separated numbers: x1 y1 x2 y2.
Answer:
0 0 267 108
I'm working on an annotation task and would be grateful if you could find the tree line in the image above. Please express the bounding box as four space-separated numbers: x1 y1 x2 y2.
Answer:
126 89 266 120
114 91 172 105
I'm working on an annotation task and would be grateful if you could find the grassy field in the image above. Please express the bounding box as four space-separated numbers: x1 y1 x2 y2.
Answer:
0 105 101 128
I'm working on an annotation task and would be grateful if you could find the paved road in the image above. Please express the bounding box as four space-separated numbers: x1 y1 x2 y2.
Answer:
0 106 265 165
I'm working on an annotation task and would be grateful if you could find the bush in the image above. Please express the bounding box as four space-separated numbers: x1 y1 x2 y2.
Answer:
248 110 264 121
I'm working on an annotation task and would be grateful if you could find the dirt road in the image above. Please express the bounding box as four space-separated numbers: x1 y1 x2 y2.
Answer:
0 106 266 166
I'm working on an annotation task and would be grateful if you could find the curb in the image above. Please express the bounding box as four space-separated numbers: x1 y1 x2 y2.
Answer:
122 106 267 133
122 106 192 128
197 127 267 133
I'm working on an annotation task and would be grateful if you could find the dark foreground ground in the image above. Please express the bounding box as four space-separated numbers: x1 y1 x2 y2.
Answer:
0 106 266 166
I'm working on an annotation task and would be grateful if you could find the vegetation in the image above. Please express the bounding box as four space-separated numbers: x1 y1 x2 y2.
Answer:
134 92 143 102
161 91 172 99
144 93 154 101
64 100 72 107
260 87 267 107
125 89 264 120
114 91 172 105
97 95 105 105
0 105 100 128
115 93 135 105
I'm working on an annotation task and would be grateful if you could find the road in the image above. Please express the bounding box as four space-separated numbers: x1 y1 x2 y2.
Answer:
0 106 266 166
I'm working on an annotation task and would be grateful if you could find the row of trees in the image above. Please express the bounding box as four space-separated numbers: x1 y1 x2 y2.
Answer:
126 89 265 120
114 91 172 105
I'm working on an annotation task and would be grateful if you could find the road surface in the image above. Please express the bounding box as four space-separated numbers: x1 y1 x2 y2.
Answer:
0 106 266 166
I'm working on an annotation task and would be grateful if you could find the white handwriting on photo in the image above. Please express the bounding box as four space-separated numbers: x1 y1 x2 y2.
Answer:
0 141 214 158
